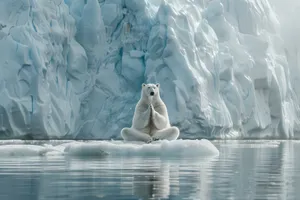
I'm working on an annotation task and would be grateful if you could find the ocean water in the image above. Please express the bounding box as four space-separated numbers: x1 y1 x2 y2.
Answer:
0 140 299 200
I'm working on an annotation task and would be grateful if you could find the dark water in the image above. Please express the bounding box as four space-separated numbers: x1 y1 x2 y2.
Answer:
0 140 299 200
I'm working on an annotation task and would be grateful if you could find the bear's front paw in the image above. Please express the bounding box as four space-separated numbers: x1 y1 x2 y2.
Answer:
146 138 153 144
152 137 159 141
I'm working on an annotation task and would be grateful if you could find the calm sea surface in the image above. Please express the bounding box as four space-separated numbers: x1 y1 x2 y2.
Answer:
0 140 299 200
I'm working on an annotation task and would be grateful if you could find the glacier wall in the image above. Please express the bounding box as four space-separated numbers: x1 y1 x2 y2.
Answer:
0 0 299 139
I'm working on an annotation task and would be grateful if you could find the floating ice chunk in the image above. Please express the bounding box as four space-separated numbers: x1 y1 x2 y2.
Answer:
64 142 109 157
0 145 50 157
64 139 219 157
0 140 219 158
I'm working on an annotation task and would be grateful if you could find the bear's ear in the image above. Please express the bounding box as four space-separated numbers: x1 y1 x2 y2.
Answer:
142 83 146 87
156 83 160 88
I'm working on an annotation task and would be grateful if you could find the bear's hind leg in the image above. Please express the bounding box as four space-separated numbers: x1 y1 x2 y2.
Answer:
152 127 179 141
121 128 152 142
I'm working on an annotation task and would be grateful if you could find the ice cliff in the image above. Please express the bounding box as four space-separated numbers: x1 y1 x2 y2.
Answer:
0 0 299 139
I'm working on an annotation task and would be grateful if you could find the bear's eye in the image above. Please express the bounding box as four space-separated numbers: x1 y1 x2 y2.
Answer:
148 87 150 89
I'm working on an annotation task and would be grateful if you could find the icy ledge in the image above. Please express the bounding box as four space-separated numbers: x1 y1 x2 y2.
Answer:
0 139 219 158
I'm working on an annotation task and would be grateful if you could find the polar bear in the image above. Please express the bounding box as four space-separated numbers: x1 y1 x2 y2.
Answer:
121 83 179 143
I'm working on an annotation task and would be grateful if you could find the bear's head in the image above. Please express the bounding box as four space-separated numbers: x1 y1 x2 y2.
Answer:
141 83 160 101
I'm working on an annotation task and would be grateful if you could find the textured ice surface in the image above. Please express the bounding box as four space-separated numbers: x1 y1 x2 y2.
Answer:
0 139 219 157
0 0 299 139
64 139 219 157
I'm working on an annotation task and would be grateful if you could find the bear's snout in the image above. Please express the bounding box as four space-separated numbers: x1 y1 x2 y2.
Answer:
150 92 154 96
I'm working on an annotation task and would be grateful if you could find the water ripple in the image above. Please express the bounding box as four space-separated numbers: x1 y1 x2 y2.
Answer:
0 140 299 200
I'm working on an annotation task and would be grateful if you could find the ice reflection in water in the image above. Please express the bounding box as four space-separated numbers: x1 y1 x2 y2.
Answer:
0 140 299 200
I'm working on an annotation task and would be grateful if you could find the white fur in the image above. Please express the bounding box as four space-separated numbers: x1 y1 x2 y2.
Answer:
121 83 180 143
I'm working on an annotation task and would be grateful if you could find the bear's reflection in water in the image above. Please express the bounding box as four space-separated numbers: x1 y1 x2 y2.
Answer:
133 166 171 200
